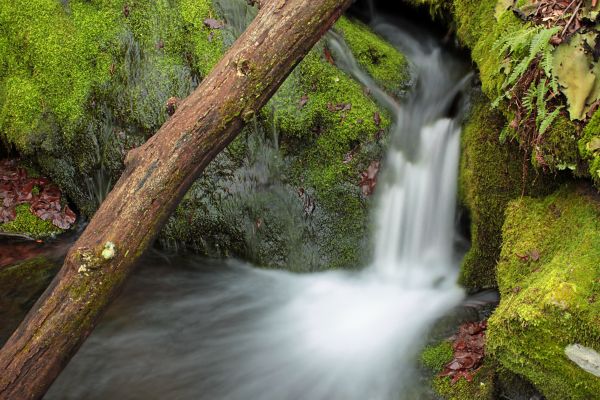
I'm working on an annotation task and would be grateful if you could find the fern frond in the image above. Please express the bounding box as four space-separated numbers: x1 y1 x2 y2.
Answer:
523 83 537 115
536 78 548 122
539 107 562 135
505 27 559 89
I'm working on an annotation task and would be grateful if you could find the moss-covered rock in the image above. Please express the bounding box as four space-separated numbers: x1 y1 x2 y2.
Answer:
161 11 411 270
421 340 453 372
458 94 555 290
334 16 411 95
487 184 600 399
0 0 223 215
1 0 410 270
406 0 585 177
432 364 495 400
579 108 600 187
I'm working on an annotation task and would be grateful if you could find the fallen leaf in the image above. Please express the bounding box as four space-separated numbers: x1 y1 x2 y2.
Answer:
0 159 76 229
439 320 487 384
359 160 380 196
529 249 541 261
299 95 309 108
323 47 335 65
374 111 381 127
203 18 224 29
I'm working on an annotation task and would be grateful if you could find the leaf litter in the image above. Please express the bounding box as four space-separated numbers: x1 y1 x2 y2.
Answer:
0 160 76 230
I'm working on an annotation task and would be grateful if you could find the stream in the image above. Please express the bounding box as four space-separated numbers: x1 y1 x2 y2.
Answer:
41 5 473 400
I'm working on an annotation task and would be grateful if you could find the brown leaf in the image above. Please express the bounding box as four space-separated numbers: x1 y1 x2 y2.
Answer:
52 206 76 230
323 47 335 65
438 320 487 383
359 160 380 196
373 111 381 127
529 249 541 261
0 205 16 223
299 95 309 108
203 18 224 29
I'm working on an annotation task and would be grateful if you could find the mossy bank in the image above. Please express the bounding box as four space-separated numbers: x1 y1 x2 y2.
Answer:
0 0 411 270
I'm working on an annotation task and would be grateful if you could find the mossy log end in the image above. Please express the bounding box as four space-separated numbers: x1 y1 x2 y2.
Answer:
0 0 352 398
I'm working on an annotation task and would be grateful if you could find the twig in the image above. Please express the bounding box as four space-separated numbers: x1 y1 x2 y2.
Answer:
561 0 583 37
563 0 578 16
0 231 36 241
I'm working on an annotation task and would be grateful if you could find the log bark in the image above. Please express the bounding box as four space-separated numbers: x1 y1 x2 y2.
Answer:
0 0 351 398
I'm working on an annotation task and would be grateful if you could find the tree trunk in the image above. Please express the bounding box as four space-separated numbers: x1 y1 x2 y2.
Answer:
0 0 351 398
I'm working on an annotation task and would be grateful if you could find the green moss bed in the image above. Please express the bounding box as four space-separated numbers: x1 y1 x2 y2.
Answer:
487 184 600 399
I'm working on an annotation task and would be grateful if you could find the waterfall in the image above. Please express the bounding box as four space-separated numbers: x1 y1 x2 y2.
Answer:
46 10 471 400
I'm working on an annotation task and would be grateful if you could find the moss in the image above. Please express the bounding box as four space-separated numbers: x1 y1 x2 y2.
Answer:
268 43 393 268
421 341 454 373
535 114 582 173
458 94 553 290
179 0 224 76
262 22 411 269
579 108 600 187
408 0 583 174
0 0 224 216
334 16 410 94
0 0 120 150
487 184 600 399
0 204 63 238
432 363 495 400
272 48 391 194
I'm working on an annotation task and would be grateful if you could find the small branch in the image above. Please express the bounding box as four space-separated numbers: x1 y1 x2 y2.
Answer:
0 232 36 241
561 0 583 37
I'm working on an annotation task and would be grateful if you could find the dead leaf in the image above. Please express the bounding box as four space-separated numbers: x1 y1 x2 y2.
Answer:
373 111 381 127
439 320 487 384
359 160 380 196
299 95 309 108
323 47 335 65
0 159 76 229
203 18 224 29
529 249 541 261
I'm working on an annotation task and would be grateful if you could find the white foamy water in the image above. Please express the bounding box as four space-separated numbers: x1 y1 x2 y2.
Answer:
46 10 471 400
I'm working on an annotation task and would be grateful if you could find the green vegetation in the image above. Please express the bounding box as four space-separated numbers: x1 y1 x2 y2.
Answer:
162 14 411 270
0 204 62 238
408 0 583 175
0 0 119 149
579 109 600 187
458 95 554 289
432 364 495 400
487 184 600 399
0 0 223 215
273 48 391 195
421 341 453 372
334 17 410 94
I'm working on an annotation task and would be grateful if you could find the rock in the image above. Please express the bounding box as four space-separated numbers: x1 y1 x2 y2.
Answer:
565 344 600 378
487 184 600 399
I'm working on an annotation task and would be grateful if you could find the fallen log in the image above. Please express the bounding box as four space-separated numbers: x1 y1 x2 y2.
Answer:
0 0 351 398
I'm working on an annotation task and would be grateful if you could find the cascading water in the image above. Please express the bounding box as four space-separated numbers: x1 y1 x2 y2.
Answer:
46 9 471 400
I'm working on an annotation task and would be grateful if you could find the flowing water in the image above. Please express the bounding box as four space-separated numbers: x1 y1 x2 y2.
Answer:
45 9 472 400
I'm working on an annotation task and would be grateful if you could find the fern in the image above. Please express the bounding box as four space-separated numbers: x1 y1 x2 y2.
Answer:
539 107 562 135
493 26 560 105
505 27 560 89
536 78 548 122
522 83 537 115
493 26 539 59
525 78 563 135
